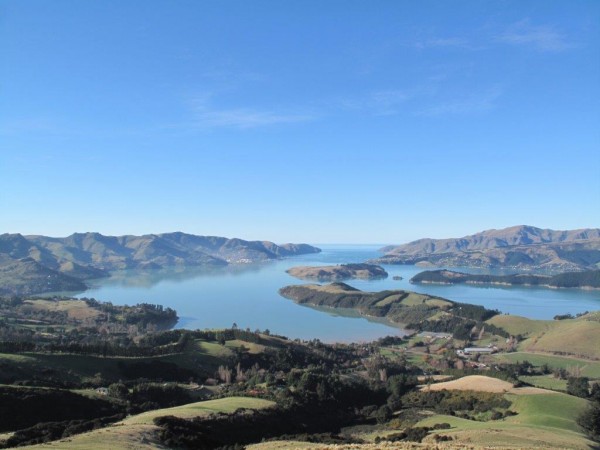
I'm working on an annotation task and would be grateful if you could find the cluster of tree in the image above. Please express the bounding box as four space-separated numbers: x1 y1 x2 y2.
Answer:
154 405 356 450
577 382 600 442
117 360 198 382
83 299 178 328
401 389 512 420
153 361 415 450
554 311 590 321
374 426 443 444
124 382 194 413
0 296 180 357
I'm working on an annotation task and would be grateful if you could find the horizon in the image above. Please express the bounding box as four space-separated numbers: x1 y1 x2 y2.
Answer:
1 1 599 243
5 223 600 247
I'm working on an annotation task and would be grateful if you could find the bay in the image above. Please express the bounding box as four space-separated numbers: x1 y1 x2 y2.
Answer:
76 245 600 342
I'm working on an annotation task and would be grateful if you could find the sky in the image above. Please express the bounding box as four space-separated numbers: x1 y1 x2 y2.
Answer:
1 0 599 244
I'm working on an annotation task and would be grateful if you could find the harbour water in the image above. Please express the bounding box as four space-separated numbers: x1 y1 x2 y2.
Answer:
76 245 600 342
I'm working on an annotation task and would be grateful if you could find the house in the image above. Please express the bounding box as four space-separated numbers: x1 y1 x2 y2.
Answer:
463 347 495 354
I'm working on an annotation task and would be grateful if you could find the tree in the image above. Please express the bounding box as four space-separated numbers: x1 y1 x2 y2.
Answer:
375 405 392 424
577 400 600 442
567 377 590 398
108 383 128 399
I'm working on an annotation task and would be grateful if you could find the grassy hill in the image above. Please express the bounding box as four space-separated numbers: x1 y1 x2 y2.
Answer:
416 388 593 449
286 263 388 281
487 312 600 360
20 397 275 450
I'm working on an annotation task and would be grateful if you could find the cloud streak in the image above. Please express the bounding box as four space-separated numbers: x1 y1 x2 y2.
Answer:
186 94 315 130
414 37 471 50
496 20 571 52
194 108 314 129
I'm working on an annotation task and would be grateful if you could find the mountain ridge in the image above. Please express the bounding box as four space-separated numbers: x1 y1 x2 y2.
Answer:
0 232 321 295
372 226 600 271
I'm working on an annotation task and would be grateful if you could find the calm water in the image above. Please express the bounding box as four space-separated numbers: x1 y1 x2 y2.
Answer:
75 245 600 342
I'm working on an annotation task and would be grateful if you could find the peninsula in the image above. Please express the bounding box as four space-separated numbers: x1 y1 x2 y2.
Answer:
279 282 499 336
286 263 388 281
411 269 600 289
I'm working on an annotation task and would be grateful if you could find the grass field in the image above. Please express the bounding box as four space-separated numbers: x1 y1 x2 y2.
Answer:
493 352 600 378
519 375 568 391
24 299 100 321
411 375 594 449
400 293 452 308
21 396 275 450
416 390 594 449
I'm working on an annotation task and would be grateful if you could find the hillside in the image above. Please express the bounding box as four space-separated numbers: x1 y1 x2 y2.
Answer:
486 311 600 360
0 232 320 295
0 255 87 295
372 225 600 271
411 269 600 289
286 263 388 281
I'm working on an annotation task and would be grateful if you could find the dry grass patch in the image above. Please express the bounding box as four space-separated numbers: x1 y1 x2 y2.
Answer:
250 442 494 450
420 375 558 396
24 299 100 321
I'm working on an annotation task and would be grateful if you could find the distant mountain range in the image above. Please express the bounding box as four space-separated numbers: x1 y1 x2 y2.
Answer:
0 232 320 295
370 225 600 271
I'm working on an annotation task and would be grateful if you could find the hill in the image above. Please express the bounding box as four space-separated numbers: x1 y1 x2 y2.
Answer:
486 311 600 360
372 225 600 271
0 232 320 295
18 397 275 450
286 263 388 281
0 255 87 295
414 376 594 449
411 269 600 289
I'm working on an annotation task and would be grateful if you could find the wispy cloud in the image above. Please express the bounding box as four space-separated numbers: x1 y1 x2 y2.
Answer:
186 94 315 130
417 87 502 117
414 37 471 50
195 108 314 129
496 20 571 52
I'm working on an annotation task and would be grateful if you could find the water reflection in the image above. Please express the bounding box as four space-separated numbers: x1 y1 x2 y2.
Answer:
92 264 271 289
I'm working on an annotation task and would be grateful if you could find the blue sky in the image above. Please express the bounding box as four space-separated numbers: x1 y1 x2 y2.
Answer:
1 0 599 244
